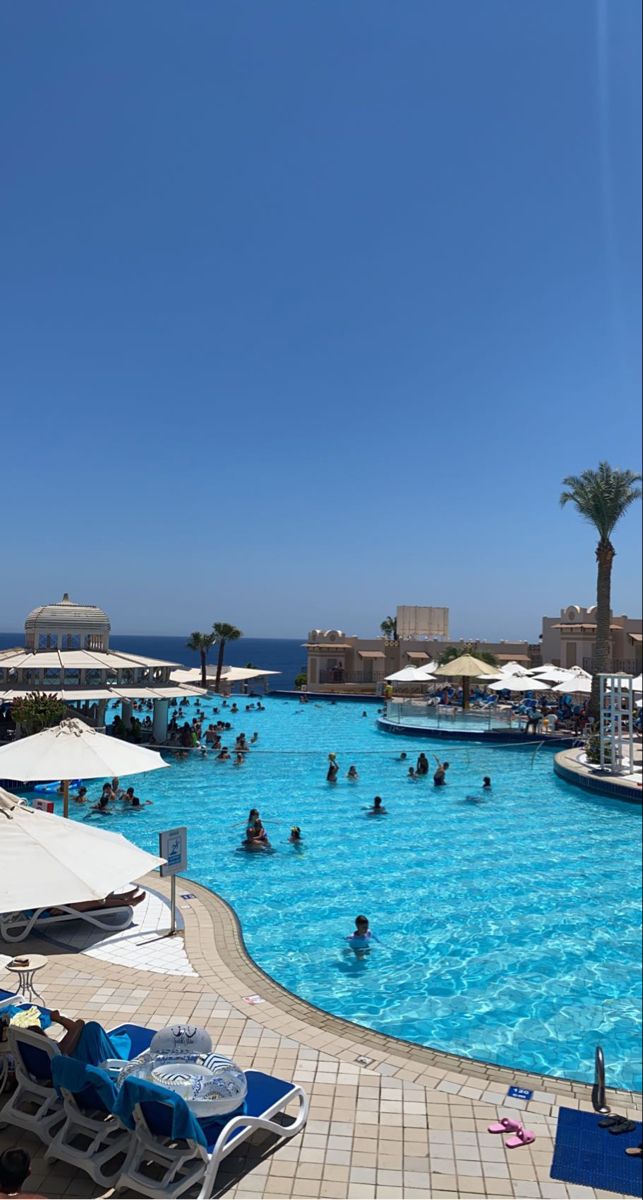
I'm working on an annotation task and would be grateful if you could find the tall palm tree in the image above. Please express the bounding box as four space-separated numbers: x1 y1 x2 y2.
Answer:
380 616 397 641
561 462 641 714
186 631 216 689
212 622 243 691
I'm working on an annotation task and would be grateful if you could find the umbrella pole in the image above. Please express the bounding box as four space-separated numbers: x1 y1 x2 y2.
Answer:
462 676 470 711
63 779 69 819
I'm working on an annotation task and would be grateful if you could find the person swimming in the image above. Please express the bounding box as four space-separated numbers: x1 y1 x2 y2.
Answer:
347 765 358 780
407 767 417 780
433 756 449 786
367 795 387 815
416 753 429 776
288 826 302 844
482 776 492 789
345 914 378 953
243 808 270 850
326 753 339 783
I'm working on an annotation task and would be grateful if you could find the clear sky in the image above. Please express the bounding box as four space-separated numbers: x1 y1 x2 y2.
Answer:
1 1 641 640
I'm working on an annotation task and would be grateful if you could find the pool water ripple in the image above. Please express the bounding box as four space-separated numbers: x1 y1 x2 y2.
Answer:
34 697 641 1091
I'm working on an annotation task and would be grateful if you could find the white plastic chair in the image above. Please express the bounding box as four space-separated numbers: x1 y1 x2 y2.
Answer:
1 1026 64 1144
45 1060 130 1188
0 903 134 942
116 1069 309 1198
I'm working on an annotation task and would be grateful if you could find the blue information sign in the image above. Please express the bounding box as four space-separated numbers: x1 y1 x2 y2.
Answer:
507 1086 533 1101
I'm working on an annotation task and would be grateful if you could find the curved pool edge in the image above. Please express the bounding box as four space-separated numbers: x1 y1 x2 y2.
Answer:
554 748 643 804
171 871 642 1107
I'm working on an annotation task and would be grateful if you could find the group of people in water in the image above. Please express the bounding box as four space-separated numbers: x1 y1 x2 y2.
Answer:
241 807 302 852
73 777 152 815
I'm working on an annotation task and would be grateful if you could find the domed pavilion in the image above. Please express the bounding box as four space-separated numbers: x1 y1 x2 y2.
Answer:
0 593 205 743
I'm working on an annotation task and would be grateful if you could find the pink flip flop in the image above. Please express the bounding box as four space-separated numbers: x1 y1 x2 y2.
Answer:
488 1117 522 1134
505 1126 535 1149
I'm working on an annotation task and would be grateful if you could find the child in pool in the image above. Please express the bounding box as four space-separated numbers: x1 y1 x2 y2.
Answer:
345 915 379 952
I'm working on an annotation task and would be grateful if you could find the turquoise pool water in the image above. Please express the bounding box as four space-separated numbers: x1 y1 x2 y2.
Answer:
30 697 642 1091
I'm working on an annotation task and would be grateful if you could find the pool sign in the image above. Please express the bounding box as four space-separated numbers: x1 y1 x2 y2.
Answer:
33 798 54 814
507 1086 533 1101
159 827 188 877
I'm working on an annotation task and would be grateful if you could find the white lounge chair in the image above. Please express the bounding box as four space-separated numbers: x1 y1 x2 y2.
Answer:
114 1068 309 1198
0 902 134 943
46 1059 130 1188
1 1026 65 1144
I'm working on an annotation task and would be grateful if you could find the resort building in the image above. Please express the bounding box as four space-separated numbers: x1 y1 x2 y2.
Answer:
0 593 204 742
541 603 643 673
305 627 539 693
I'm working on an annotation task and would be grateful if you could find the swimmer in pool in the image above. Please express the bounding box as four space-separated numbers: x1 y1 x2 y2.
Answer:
433 756 449 786
347 765 358 780
326 754 339 783
416 752 429 776
407 767 417 780
398 752 407 762
366 795 387 815
482 776 492 789
244 809 270 850
288 826 302 844
345 915 379 954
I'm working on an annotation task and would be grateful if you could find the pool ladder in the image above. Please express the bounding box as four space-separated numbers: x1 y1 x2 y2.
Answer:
592 1045 610 1114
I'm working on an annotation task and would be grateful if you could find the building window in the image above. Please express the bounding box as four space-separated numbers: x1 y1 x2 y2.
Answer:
62 634 81 650
38 634 56 649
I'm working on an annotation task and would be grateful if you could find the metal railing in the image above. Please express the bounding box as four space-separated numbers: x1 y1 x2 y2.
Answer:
591 1045 610 1113
385 700 518 731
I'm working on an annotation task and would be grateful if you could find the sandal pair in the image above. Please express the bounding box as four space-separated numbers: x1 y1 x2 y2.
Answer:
598 1114 638 1135
488 1117 535 1147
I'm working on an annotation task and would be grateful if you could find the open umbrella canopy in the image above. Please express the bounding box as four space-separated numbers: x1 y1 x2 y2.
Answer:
496 661 530 677
385 667 427 682
0 788 165 912
0 718 168 785
553 676 592 695
433 654 499 678
489 675 550 692
529 667 575 684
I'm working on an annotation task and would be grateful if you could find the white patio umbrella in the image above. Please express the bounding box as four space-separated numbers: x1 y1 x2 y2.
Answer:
496 661 530 677
530 667 575 684
385 667 435 683
414 661 439 678
489 676 550 692
553 676 592 695
528 663 559 676
0 788 165 912
0 718 168 817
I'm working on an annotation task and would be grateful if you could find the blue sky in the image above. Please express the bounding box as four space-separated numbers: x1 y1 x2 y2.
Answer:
1 1 641 639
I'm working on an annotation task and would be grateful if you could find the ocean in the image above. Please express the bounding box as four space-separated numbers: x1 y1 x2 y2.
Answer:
0 633 306 691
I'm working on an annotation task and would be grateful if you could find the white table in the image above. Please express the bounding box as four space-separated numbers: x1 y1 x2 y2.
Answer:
6 955 48 1003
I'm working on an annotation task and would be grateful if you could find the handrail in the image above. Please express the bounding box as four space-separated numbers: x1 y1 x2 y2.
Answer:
591 1045 610 1113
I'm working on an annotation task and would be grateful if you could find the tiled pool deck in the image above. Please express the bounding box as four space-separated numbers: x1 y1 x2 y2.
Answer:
1 876 640 1199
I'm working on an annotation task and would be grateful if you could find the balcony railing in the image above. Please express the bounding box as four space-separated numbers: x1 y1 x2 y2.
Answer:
582 657 639 674
318 670 384 685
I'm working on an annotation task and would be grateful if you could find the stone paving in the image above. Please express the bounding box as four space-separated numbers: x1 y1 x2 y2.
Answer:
0 875 640 1199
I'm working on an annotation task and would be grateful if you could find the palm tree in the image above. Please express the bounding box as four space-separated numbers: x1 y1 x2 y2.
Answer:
561 463 641 714
380 616 397 641
212 622 243 691
186 631 216 689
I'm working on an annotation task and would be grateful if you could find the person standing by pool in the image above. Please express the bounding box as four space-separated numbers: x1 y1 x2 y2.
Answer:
433 756 449 786
326 753 339 783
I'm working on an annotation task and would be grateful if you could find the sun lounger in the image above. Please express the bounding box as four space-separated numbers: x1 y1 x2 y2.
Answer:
46 1059 130 1188
115 1068 309 1198
1 1020 156 1145
0 902 134 943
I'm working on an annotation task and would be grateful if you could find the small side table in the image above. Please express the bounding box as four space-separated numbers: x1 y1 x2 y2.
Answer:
6 954 48 1004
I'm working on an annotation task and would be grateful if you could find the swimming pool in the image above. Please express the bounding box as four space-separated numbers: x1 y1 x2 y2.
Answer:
30 697 642 1091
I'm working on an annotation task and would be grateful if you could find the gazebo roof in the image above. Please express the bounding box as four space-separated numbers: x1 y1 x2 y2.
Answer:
25 593 110 630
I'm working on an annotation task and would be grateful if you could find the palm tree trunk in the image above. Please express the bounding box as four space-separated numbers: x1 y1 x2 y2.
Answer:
200 649 207 690
215 639 226 691
590 538 615 716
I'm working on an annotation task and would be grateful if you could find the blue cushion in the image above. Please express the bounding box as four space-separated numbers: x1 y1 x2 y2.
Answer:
204 1071 295 1151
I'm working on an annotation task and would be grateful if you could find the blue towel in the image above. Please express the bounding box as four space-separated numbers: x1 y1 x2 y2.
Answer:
114 1075 208 1147
52 1057 118 1113
72 1021 131 1065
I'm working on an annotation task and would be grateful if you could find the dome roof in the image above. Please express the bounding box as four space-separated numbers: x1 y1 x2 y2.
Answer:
25 593 111 630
